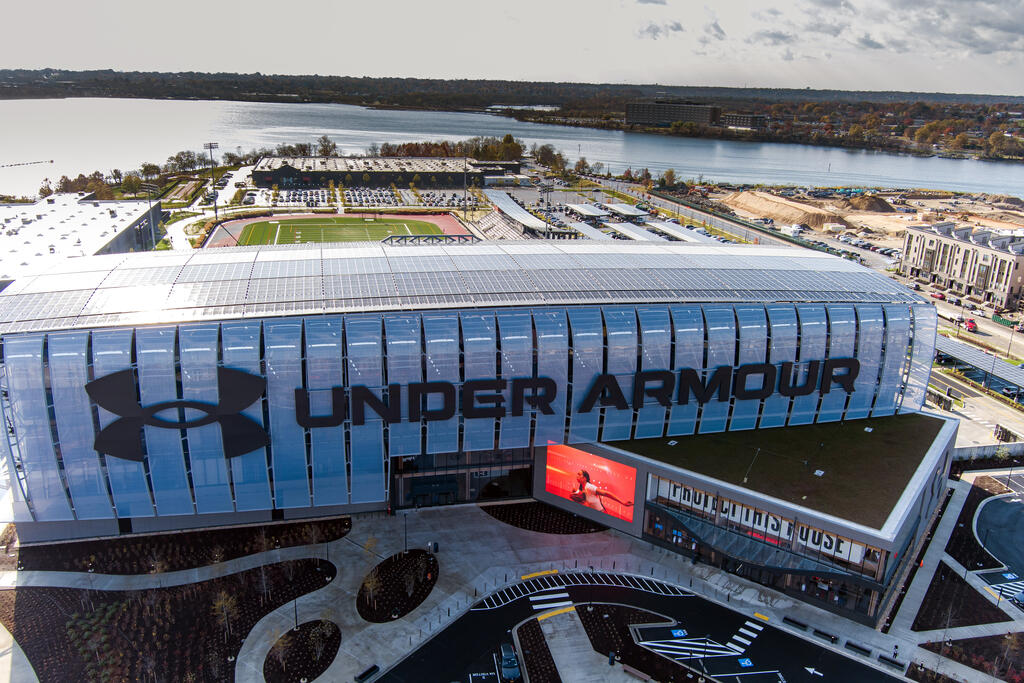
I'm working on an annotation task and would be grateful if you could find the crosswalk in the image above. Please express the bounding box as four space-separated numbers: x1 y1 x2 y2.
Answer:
471 571 689 611
637 618 766 663
990 578 1024 598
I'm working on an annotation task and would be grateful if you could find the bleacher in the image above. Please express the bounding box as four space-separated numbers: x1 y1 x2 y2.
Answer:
476 211 527 240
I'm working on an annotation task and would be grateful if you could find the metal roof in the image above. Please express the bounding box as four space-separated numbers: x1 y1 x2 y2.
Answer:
566 221 613 241
483 190 550 231
601 222 667 242
643 220 720 245
0 241 923 335
566 203 610 218
603 203 649 218
935 335 1024 387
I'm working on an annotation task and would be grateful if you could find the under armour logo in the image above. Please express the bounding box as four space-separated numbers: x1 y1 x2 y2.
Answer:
85 367 269 462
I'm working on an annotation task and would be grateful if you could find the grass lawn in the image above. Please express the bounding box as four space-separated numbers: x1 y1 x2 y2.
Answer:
237 215 442 245
604 412 945 528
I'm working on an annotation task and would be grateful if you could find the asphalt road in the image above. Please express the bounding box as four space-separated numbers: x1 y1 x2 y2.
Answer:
381 574 902 683
976 477 1024 579
929 372 980 400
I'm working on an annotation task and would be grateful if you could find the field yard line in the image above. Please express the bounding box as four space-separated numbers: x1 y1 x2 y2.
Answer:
274 224 281 245
403 223 411 235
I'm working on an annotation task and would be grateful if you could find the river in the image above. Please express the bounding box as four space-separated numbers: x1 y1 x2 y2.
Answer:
1 97 1022 197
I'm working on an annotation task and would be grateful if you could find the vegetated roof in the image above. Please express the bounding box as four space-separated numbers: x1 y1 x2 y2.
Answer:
0 241 923 335
604 412 945 528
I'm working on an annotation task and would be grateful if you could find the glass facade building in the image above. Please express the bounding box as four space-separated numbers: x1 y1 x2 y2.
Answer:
0 242 936 542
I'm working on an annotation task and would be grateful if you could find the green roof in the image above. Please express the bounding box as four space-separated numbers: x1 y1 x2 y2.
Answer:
604 413 944 529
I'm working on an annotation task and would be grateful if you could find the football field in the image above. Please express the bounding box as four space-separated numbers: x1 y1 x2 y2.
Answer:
236 216 443 245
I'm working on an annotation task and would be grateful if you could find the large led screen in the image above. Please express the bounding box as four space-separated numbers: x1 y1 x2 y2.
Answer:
544 444 637 523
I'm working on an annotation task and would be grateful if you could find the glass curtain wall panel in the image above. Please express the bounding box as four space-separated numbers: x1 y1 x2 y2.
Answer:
761 305 797 428
567 307 603 443
304 316 347 506
135 327 194 516
4 335 73 521
47 332 113 519
699 305 735 434
874 305 912 416
384 314 423 456
460 312 498 453
730 305 768 431
179 324 234 513
532 308 569 446
601 306 638 441
847 305 885 420
497 311 533 449
345 315 387 503
635 307 671 439
263 319 312 508
220 322 273 511
667 306 704 436
423 313 460 454
818 305 857 423
91 329 154 517
789 305 827 426
902 304 936 413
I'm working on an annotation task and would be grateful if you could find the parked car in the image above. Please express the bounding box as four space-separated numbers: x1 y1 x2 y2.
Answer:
930 292 945 300
964 319 978 332
500 644 521 681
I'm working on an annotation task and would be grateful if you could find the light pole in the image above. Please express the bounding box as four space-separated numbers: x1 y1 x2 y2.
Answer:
1007 324 1016 358
204 142 219 220
140 182 158 248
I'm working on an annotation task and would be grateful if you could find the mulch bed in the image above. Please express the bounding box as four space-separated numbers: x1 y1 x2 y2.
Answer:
263 619 341 683
950 456 1023 479
945 476 1010 571
515 618 561 683
356 550 438 623
911 560 1012 631
906 664 962 683
480 501 607 535
0 558 334 683
922 633 1024 682
0 516 350 574
576 603 687 681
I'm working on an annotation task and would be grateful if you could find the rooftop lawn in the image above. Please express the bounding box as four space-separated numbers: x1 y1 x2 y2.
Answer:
604 412 945 529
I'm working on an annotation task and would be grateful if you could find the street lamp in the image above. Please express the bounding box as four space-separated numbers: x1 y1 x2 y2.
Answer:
140 182 159 248
204 142 219 220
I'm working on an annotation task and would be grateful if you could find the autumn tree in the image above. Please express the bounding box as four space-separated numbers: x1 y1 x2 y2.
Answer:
316 134 338 157
212 590 239 643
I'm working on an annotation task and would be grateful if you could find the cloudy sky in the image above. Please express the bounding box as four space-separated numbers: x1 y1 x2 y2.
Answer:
4 0 1023 95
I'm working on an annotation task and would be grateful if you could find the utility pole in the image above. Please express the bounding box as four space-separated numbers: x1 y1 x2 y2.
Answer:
204 142 219 220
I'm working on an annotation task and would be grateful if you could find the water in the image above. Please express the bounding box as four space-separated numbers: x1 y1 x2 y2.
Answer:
1 98 1023 198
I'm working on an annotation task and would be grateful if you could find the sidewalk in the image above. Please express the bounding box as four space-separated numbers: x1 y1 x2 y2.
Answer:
1 498 1019 682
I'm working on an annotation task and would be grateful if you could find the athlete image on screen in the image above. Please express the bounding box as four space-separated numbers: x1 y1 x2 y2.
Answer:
570 470 633 513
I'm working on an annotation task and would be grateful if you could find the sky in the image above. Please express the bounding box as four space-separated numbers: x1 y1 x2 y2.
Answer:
3 0 1024 96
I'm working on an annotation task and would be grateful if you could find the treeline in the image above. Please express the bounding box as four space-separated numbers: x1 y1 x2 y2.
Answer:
377 135 524 161
5 69 1024 109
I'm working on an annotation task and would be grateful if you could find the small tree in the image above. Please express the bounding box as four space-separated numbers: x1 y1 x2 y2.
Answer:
270 633 292 673
363 572 382 610
212 590 239 643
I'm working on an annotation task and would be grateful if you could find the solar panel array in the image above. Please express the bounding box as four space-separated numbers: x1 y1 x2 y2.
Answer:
483 190 550 230
0 241 922 334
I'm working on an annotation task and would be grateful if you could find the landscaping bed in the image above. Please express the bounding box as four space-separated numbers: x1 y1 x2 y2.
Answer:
480 501 607 535
922 633 1024 682
264 619 341 683
0 558 334 682
906 664 962 683
0 516 350 574
945 476 1010 571
515 618 561 683
577 603 682 680
357 550 438 623
911 560 1012 631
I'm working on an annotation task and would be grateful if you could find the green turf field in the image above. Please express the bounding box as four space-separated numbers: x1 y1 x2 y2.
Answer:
236 216 442 245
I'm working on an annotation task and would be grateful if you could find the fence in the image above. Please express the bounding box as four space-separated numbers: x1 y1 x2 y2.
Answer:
952 442 1024 461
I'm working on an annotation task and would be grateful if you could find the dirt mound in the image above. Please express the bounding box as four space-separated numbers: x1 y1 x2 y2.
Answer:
989 194 1024 208
839 195 895 212
722 191 848 230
